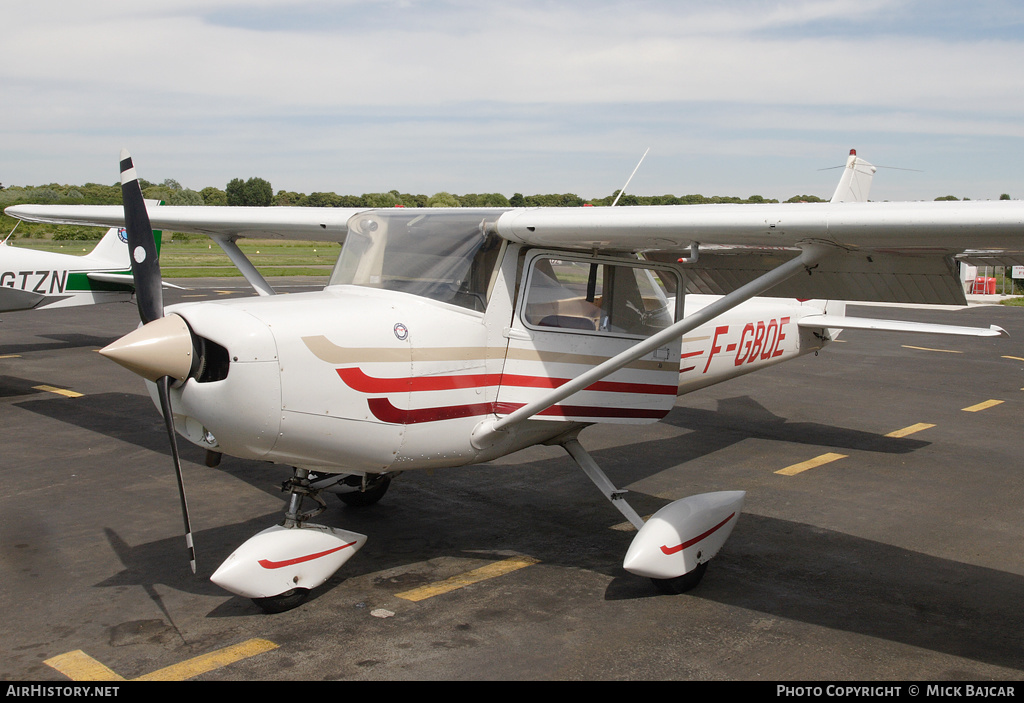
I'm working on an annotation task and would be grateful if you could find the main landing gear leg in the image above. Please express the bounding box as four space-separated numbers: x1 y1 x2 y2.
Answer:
560 436 744 595
560 437 646 531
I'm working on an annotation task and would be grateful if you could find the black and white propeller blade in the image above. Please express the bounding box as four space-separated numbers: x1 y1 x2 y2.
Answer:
119 149 197 574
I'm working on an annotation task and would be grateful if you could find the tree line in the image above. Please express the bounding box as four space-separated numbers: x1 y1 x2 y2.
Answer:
0 176 817 210
0 178 1011 241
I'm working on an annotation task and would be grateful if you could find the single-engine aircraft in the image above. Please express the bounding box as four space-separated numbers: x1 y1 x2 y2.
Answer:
0 206 174 314
5 149 1021 613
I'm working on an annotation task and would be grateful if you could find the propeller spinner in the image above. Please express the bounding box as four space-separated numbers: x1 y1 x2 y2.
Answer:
103 149 197 573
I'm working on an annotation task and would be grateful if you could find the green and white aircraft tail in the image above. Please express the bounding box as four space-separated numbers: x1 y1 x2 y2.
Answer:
0 224 165 313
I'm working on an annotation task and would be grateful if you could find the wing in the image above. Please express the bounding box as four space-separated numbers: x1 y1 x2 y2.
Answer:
3 204 370 242
8 199 1024 304
492 200 1024 304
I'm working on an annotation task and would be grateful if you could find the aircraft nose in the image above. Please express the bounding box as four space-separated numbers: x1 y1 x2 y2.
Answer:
100 313 196 383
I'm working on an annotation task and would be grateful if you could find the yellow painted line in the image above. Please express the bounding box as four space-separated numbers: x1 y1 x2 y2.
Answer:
962 399 1004 413
45 639 278 682
901 345 962 354
33 385 83 398
885 423 936 438
1003 355 1024 362
134 638 279 681
44 651 125 682
775 452 847 476
396 555 540 602
0 354 21 359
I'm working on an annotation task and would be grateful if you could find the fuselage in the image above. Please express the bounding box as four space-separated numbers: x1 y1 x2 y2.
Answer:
0 234 134 312
153 212 833 475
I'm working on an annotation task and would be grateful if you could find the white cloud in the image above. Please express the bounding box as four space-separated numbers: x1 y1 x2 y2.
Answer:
2 1 1022 200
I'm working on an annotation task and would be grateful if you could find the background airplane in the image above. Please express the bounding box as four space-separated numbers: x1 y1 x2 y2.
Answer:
0 203 172 314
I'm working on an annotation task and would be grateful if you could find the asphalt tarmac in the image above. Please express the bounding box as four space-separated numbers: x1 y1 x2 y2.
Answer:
1 278 1022 682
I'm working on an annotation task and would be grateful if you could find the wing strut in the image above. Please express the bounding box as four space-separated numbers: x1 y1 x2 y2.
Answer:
471 244 832 448
210 234 276 296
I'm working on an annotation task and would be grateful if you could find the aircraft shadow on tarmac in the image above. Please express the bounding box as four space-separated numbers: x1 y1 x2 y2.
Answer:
659 395 929 456
14 391 191 455
15 391 929 497
0 333 119 357
90 468 1024 673
27 390 1020 672
0 375 57 399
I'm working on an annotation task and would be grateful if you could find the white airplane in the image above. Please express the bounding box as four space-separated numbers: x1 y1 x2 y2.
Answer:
0 205 172 314
5 149 1020 613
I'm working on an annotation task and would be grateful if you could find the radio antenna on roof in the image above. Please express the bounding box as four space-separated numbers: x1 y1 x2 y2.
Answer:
611 147 650 207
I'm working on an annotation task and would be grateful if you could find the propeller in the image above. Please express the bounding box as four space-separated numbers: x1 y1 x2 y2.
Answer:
117 149 197 574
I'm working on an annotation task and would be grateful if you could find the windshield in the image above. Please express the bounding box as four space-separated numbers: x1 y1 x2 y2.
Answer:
330 209 507 312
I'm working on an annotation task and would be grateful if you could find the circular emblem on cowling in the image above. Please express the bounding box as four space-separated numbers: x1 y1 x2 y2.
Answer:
117 227 128 244
393 322 409 340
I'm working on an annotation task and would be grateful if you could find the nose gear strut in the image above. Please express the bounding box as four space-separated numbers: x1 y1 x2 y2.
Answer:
281 468 327 527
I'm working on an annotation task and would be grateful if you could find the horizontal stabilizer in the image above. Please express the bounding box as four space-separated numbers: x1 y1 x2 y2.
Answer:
797 314 1007 337
0 287 45 313
85 272 185 289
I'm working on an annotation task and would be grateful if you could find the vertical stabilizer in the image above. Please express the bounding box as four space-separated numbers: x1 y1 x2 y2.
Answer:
82 200 163 267
830 149 876 203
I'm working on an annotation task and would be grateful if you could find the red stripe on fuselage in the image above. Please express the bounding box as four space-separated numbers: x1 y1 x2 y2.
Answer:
338 367 676 396
366 397 670 425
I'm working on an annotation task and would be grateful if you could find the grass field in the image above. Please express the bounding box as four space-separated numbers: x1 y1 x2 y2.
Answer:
10 238 339 278
10 237 1024 304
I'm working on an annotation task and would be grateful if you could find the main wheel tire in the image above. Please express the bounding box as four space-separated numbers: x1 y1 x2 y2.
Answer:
651 561 708 595
252 588 310 614
337 475 392 507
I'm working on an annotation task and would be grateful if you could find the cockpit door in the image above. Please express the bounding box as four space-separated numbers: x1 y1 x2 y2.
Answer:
496 251 683 424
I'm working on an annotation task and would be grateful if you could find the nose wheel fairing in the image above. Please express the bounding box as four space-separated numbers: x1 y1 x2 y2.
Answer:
210 523 367 600
210 467 368 609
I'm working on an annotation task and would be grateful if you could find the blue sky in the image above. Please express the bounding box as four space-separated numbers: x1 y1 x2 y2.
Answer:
3 0 1023 201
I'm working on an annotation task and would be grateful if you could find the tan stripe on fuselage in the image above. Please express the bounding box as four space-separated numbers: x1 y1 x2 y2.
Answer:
302 335 675 372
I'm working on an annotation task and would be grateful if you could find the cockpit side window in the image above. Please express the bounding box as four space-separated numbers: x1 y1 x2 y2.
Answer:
522 255 679 337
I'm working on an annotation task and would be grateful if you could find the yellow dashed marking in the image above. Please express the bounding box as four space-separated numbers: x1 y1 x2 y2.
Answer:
901 345 962 354
1003 355 1024 362
44 651 124 682
885 423 936 438
776 452 847 476
962 399 1004 412
0 354 21 359
45 638 278 682
396 555 540 602
33 385 83 398
134 638 279 681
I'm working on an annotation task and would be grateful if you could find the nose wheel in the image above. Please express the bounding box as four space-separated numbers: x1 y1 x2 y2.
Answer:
650 561 708 594
253 587 310 614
